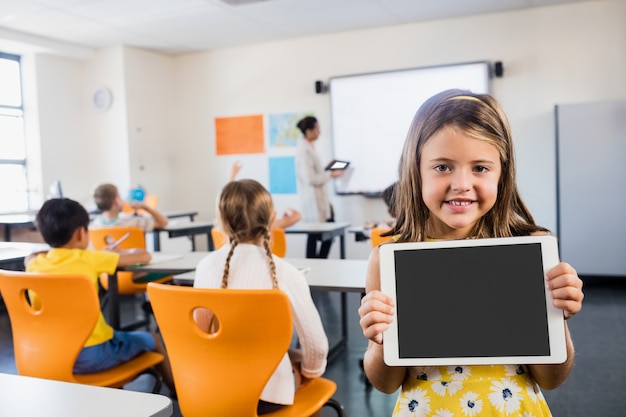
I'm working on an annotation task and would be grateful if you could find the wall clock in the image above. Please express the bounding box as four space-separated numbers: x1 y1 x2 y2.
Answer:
92 87 113 112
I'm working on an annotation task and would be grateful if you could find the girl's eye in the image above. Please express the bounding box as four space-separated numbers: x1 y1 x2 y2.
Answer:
434 165 449 172
474 166 488 173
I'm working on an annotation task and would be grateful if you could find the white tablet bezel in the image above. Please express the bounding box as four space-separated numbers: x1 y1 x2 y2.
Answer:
379 235 567 366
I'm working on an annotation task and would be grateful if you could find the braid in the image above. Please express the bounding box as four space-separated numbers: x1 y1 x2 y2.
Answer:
222 240 238 288
262 230 278 289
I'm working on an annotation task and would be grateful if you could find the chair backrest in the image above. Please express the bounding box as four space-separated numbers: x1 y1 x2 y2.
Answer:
147 283 293 417
88 226 146 251
211 228 228 250
88 227 147 293
0 271 99 382
270 227 287 257
370 226 392 248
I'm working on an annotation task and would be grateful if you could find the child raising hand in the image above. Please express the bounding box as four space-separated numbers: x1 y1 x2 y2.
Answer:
358 89 584 416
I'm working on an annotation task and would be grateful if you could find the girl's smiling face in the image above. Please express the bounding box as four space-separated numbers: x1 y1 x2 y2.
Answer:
420 126 502 240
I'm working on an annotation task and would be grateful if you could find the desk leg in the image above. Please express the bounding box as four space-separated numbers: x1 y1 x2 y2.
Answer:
108 272 120 329
327 291 349 362
207 226 215 251
152 231 161 251
339 234 345 259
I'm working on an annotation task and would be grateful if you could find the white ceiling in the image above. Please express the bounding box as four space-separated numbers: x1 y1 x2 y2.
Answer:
0 0 591 55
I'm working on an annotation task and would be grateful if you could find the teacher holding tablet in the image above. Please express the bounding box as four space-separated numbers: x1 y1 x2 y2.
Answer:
295 116 345 258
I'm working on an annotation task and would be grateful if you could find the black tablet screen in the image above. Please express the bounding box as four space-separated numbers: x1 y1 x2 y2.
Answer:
394 243 550 359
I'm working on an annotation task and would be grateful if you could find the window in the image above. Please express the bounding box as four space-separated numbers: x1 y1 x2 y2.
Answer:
0 52 28 213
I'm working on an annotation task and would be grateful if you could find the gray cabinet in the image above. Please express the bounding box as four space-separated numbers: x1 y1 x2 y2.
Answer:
556 99 626 277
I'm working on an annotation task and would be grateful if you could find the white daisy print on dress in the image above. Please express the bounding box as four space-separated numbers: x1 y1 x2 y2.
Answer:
519 412 536 417
488 378 523 414
397 387 431 417
433 408 454 417
525 382 541 402
460 391 483 416
448 365 471 381
432 380 463 396
504 365 526 377
414 366 442 381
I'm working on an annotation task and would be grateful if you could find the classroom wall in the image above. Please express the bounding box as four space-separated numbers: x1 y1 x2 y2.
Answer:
168 0 626 258
122 47 177 204
11 0 626 259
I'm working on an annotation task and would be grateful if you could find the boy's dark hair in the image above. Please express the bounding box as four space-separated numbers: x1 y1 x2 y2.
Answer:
296 116 318 135
381 182 398 218
36 198 90 247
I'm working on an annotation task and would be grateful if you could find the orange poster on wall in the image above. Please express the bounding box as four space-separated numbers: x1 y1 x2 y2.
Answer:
215 114 265 155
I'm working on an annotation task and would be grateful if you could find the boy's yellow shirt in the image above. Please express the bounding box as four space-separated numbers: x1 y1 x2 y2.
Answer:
26 248 120 347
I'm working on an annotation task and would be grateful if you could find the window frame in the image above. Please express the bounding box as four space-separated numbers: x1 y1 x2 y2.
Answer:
0 51 29 214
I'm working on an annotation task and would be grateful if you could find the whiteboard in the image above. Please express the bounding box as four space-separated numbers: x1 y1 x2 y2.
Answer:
329 62 490 195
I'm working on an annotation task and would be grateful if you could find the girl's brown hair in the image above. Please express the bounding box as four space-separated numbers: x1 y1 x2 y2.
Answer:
217 179 278 288
389 89 547 242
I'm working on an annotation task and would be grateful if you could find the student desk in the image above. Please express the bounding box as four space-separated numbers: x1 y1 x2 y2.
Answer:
0 373 173 417
0 213 37 242
284 222 351 259
172 257 368 361
163 210 198 221
0 242 49 271
109 252 210 329
151 221 214 252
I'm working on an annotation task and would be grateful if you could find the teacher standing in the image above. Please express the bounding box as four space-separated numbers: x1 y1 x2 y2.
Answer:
295 116 344 258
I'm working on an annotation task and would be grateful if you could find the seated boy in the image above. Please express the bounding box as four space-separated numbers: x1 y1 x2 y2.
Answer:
91 183 168 231
26 198 175 396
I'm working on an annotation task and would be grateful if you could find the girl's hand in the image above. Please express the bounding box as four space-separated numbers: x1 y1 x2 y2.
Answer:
358 290 395 344
546 262 584 319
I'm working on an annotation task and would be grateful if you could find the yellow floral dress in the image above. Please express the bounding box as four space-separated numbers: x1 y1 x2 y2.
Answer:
392 365 552 417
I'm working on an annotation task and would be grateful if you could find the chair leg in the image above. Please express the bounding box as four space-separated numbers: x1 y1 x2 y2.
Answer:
142 367 163 394
323 398 345 417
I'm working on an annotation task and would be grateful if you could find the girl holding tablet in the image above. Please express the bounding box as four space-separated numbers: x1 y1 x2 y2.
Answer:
358 89 584 416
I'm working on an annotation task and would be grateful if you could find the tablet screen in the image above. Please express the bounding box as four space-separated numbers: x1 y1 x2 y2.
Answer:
325 160 350 170
380 236 566 366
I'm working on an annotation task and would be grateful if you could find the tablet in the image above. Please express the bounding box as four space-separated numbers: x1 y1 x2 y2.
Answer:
325 159 350 171
379 235 567 366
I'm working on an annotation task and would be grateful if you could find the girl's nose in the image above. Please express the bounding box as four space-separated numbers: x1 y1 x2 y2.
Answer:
451 170 472 192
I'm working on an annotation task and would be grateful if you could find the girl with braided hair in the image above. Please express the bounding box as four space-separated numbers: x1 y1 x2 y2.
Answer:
194 179 329 415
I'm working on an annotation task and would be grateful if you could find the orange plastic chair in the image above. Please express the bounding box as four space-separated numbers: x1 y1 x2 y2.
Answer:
88 226 171 329
211 228 228 250
147 283 345 417
0 270 164 391
370 226 392 248
270 228 287 258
